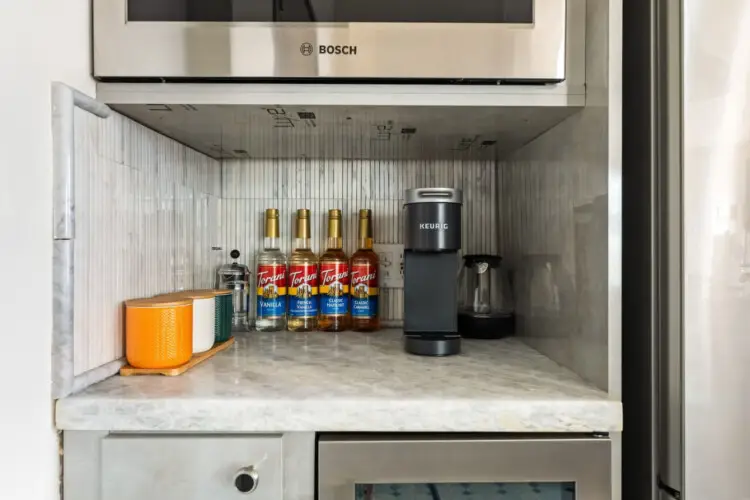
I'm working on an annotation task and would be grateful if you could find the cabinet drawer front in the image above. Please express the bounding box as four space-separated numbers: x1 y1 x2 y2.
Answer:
101 434 282 500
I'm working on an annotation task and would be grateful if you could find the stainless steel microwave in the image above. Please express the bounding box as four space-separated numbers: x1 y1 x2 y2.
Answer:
93 0 569 82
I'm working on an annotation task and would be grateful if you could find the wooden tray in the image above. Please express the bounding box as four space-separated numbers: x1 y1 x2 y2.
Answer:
120 337 235 377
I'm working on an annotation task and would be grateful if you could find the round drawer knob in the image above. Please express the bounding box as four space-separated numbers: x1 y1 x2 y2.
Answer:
233 467 259 494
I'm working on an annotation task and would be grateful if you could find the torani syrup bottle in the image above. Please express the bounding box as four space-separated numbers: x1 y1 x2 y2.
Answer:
287 209 318 332
255 208 287 332
318 209 350 332
350 209 380 332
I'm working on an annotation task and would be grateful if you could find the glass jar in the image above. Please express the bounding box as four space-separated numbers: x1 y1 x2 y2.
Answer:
457 254 515 339
217 249 252 330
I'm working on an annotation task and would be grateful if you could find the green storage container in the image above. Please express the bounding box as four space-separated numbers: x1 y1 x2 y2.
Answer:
212 289 234 342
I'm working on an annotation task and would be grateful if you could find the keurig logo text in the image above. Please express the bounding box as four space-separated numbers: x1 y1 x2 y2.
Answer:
419 223 449 230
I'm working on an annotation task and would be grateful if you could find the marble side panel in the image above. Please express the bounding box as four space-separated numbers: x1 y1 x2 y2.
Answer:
51 84 75 240
52 84 115 398
56 330 622 432
52 239 75 398
497 111 609 391
495 0 616 391
71 359 127 394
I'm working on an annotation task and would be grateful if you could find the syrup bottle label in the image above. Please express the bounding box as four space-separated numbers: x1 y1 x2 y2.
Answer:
350 263 378 318
319 262 350 316
288 264 319 318
256 264 287 319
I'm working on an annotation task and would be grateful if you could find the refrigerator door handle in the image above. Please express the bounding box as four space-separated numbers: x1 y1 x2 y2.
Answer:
658 479 682 500
659 487 681 500
654 0 684 492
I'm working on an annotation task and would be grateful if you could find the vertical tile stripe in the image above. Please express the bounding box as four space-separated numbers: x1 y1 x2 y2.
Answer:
73 109 221 375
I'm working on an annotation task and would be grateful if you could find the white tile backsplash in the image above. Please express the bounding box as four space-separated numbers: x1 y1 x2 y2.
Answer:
72 108 221 376
220 158 497 323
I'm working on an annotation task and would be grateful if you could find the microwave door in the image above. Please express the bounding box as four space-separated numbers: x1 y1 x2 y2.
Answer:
275 0 320 22
305 0 533 23
127 0 534 23
128 0 237 22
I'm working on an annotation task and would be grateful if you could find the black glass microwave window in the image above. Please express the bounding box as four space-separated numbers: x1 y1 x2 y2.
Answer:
127 0 534 23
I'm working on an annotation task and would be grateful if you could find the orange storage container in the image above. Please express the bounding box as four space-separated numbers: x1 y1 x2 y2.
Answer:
125 298 193 369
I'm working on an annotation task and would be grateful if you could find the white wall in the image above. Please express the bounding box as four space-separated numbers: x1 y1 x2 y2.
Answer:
0 0 93 499
48 0 96 96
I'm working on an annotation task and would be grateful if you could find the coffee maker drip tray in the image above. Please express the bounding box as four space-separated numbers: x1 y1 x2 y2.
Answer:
403 334 462 357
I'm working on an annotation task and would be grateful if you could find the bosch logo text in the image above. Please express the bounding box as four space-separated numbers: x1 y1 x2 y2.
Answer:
320 44 357 55
300 43 357 56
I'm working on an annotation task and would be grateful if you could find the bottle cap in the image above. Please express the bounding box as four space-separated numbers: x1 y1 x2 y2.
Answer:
296 209 311 239
265 208 280 238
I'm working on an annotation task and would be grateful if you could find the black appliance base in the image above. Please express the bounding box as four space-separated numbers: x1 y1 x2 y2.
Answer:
458 313 515 339
403 335 461 356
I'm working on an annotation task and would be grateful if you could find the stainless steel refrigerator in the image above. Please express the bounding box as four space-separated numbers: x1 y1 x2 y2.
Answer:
623 0 750 499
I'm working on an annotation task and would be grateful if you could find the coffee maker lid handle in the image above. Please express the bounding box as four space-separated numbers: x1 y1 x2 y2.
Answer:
405 188 463 204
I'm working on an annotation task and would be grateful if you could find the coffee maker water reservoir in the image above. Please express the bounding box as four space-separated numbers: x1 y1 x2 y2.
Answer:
403 188 463 356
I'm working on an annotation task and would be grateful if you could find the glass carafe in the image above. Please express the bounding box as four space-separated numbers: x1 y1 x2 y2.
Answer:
457 254 515 339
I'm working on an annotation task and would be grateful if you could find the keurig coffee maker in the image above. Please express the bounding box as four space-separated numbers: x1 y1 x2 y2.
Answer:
403 188 463 356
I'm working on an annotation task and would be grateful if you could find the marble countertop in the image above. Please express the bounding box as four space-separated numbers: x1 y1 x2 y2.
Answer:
55 330 622 432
